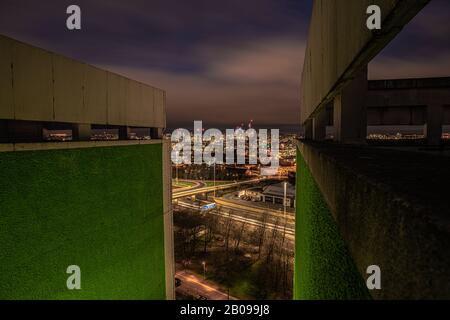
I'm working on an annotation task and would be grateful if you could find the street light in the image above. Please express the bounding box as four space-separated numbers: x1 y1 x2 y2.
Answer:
207 160 217 198
283 181 287 216
202 261 206 280
213 162 216 198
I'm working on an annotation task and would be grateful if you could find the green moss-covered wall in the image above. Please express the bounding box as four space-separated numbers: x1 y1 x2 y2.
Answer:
0 144 166 299
294 148 370 300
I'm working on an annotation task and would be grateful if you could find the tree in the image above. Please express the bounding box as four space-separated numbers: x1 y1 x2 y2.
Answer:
257 210 269 259
266 217 279 264
234 221 246 253
224 210 234 259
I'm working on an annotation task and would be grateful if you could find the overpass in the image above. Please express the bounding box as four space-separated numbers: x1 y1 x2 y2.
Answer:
176 199 295 240
296 0 449 300
172 177 268 199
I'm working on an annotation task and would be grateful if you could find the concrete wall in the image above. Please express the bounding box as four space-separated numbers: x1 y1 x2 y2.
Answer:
162 139 175 300
296 142 450 299
295 148 370 299
0 141 173 299
0 34 165 128
300 0 429 124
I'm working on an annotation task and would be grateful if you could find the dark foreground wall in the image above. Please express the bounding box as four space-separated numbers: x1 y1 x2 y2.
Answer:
294 150 370 299
295 142 450 299
0 143 166 299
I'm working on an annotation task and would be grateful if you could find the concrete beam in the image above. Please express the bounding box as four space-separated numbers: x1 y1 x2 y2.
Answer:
0 34 166 129
72 124 91 141
425 104 443 146
301 0 430 124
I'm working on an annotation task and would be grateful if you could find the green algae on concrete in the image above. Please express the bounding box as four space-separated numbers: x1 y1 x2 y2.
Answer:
294 147 370 300
0 144 166 299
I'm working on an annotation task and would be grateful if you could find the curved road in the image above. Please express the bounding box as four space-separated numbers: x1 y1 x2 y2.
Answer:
176 270 238 300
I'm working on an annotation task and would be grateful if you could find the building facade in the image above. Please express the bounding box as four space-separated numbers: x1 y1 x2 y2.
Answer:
0 34 174 299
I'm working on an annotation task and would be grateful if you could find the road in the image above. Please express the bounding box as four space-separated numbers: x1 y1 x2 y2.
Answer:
172 178 295 239
172 179 205 193
176 270 238 300
172 177 269 199
176 198 295 239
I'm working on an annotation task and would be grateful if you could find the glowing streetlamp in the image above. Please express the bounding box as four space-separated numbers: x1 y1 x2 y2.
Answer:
202 261 206 280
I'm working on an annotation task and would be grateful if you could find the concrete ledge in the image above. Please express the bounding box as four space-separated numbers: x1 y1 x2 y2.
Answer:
162 139 175 300
298 141 450 299
0 34 166 128
0 139 163 152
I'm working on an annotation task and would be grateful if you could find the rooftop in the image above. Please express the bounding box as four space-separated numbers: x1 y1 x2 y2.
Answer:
263 182 295 197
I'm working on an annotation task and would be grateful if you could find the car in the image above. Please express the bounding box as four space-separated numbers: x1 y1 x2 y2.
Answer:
175 277 182 287
195 295 208 300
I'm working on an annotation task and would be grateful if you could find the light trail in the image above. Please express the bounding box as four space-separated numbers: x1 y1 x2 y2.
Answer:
176 201 295 239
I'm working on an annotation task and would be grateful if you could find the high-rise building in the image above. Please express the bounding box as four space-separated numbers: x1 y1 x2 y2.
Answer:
0 34 174 299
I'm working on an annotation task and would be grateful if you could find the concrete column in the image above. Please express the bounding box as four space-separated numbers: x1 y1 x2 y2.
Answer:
333 67 368 144
151 128 164 139
0 120 8 143
425 104 443 146
303 118 313 140
313 108 327 141
72 124 91 141
118 126 131 140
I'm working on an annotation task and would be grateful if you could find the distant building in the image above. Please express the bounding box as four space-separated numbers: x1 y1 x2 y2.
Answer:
262 182 296 208
323 77 450 144
366 77 450 145
241 182 296 208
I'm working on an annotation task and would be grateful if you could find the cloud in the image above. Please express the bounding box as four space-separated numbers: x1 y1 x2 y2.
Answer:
205 39 305 85
369 53 450 80
370 0 450 79
0 0 309 128
2 0 448 128
101 37 304 127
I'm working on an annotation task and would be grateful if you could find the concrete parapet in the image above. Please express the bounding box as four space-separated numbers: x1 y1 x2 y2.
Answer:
0 34 166 129
0 142 169 299
296 141 450 299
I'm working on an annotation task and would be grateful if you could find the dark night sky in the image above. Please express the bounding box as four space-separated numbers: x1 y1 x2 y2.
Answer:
0 0 449 128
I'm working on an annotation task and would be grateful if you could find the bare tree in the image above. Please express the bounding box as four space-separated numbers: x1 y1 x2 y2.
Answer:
224 210 234 258
274 219 289 291
266 217 279 264
257 210 269 259
234 221 246 253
